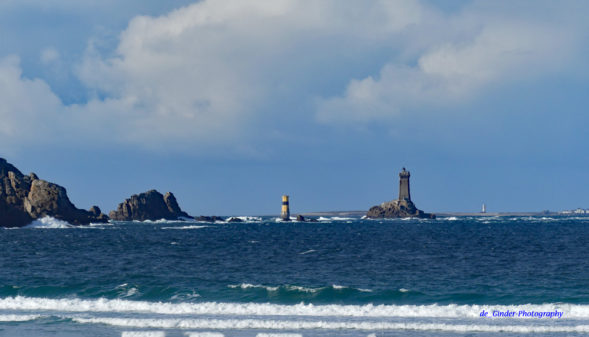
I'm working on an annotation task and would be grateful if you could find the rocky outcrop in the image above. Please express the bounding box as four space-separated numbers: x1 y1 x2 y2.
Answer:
366 168 435 219
89 205 109 222
195 215 224 222
109 190 190 221
366 199 435 219
0 158 109 227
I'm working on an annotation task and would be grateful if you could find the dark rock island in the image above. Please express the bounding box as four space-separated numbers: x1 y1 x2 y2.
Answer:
366 168 435 219
109 190 190 221
0 158 109 227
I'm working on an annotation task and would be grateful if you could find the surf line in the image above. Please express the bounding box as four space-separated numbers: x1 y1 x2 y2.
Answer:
480 309 563 319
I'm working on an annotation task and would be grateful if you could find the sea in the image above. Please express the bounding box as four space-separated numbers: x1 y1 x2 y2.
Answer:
1 215 589 337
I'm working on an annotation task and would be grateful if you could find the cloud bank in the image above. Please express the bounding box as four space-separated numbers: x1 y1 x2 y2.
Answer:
0 0 586 153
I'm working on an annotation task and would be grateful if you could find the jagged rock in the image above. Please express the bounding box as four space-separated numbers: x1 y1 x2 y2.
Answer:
366 199 435 219
163 192 190 218
89 205 109 222
227 217 243 223
296 215 305 222
0 158 109 227
195 215 224 222
89 205 101 216
109 190 190 221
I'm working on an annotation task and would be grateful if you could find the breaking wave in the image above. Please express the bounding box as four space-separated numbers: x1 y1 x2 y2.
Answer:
1 297 588 334
161 225 209 230
316 217 356 222
0 296 583 319
227 284 372 294
71 317 589 333
225 216 263 223
25 216 73 228
121 332 166 337
0 314 42 322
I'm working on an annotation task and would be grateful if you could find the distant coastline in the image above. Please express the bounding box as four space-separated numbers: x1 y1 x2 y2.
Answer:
302 210 579 217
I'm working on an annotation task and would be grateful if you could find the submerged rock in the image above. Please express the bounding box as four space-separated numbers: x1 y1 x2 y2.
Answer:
0 158 109 227
109 190 190 221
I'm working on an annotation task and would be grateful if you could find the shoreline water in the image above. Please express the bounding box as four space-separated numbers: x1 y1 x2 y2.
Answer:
1 215 588 336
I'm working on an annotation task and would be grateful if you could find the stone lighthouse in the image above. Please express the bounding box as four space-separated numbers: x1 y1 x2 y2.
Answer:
365 167 435 219
398 167 411 201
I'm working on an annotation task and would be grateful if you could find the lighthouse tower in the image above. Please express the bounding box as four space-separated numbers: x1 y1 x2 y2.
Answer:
398 168 411 201
281 195 290 221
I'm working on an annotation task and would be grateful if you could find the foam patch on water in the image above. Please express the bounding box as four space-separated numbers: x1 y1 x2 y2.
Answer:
316 217 356 222
72 317 589 332
331 284 372 292
162 225 209 230
185 333 224 337
0 314 41 321
228 284 371 294
121 332 166 337
256 334 302 337
25 216 73 228
143 219 187 224
225 216 262 223
228 284 280 291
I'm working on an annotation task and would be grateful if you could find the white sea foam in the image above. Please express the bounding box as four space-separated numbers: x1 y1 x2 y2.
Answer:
226 216 262 223
0 314 41 322
162 225 209 230
2 297 588 320
25 216 73 228
399 288 410 293
227 283 370 293
228 284 279 292
121 332 166 337
185 333 224 337
124 288 139 297
256 334 302 337
299 249 316 255
316 216 356 222
72 317 589 333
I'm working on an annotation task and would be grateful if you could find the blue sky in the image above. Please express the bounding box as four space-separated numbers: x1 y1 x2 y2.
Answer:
1 0 589 215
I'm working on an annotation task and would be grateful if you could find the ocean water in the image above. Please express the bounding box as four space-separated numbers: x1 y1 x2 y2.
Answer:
1 215 589 336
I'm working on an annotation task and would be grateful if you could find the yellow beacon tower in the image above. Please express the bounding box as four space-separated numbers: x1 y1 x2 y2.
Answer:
281 195 290 221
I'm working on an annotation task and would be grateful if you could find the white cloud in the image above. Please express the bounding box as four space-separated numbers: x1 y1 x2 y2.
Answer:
0 0 586 153
72 0 424 147
317 10 580 123
0 56 62 144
